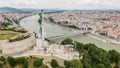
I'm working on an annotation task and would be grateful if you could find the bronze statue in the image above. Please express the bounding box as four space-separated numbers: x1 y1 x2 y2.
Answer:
38 10 44 41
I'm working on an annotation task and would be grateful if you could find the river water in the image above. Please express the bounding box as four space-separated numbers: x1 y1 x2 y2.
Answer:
20 15 120 53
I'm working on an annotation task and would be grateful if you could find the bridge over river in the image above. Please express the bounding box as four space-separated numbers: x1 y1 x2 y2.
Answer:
47 31 90 40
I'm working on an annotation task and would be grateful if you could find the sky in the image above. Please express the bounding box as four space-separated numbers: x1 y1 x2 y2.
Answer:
0 0 120 9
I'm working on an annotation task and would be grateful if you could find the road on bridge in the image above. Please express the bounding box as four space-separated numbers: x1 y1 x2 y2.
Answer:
47 31 90 40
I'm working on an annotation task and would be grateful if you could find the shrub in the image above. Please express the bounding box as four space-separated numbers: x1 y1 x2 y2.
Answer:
33 58 43 67
71 59 83 68
16 57 26 64
50 59 59 68
0 56 5 62
9 35 30 42
61 38 73 45
16 30 27 33
64 60 71 68
0 27 27 33
7 56 17 67
0 63 3 68
23 61 28 68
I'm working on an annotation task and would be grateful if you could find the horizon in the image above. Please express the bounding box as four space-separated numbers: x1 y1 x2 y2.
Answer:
0 0 120 10
0 6 120 10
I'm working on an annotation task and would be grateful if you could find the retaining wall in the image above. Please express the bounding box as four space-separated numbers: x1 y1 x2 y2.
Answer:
1 33 36 55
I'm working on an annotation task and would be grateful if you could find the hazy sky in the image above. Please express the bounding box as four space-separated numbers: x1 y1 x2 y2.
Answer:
0 0 120 9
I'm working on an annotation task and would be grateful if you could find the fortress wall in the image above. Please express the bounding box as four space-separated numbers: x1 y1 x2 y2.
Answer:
1 33 36 55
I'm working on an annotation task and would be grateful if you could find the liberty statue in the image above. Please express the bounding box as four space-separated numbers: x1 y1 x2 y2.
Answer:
38 10 47 53
38 10 44 41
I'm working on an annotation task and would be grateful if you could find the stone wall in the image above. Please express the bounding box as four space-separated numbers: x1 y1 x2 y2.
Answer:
1 33 36 55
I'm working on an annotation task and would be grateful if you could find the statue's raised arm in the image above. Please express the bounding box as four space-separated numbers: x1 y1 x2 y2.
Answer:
38 13 42 25
38 10 44 25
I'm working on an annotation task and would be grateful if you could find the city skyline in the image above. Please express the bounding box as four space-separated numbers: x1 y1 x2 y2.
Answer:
0 0 120 9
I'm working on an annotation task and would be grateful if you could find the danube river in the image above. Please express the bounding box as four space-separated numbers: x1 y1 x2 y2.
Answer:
20 15 120 53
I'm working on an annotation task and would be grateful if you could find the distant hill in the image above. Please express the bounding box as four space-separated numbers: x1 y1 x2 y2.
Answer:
21 8 40 11
0 7 67 14
0 7 37 14
0 7 19 11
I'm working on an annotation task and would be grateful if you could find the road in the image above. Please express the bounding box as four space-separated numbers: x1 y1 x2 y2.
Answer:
48 31 90 40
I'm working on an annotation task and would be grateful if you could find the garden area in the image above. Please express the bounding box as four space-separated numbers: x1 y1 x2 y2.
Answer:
0 55 84 68
0 27 30 42
0 33 16 40
0 27 27 33
0 56 49 68
0 55 82 68
9 35 30 42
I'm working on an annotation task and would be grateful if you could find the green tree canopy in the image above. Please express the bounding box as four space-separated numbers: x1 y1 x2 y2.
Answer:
0 56 5 62
61 38 73 45
7 56 17 67
50 59 59 68
33 58 43 67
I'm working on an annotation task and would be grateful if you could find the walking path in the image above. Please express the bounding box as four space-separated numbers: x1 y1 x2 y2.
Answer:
89 33 120 45
12 39 79 60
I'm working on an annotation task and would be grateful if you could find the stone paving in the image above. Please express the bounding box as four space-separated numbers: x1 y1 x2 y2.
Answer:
12 38 79 60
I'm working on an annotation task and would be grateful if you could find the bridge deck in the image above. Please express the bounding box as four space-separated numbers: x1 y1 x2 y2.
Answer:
47 31 90 40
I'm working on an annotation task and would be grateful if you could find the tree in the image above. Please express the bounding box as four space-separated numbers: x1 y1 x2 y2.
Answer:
7 56 17 67
97 64 105 68
82 57 92 68
61 38 115 68
61 38 73 45
0 63 3 68
50 59 59 68
0 56 5 62
64 60 71 68
108 50 120 68
16 57 26 64
64 60 83 68
74 41 84 52
16 57 28 68
23 60 28 68
108 50 120 63
33 58 43 67
71 59 83 68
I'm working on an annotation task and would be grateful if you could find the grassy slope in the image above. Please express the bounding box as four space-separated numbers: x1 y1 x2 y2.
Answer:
0 33 16 40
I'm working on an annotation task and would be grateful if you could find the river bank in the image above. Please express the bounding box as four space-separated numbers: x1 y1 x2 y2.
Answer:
89 33 120 45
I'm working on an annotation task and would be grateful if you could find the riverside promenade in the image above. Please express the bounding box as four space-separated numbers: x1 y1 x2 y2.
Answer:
89 33 120 45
